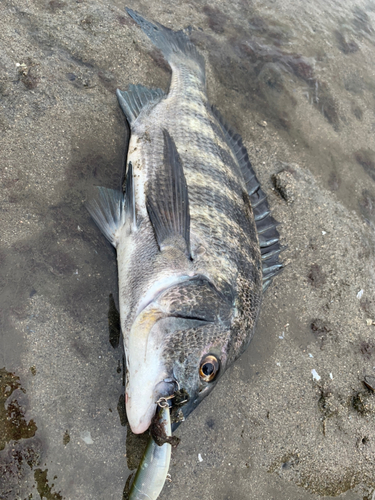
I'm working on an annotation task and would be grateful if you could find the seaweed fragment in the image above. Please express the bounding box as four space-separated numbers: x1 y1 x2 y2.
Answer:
34 468 63 500
0 369 37 451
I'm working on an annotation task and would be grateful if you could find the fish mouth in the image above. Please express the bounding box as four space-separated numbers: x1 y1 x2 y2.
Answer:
127 393 179 434
128 380 192 435
126 378 174 434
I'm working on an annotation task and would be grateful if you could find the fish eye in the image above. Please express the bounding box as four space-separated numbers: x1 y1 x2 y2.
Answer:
199 355 220 382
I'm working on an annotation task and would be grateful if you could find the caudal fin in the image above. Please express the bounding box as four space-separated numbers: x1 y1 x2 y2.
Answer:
126 8 205 82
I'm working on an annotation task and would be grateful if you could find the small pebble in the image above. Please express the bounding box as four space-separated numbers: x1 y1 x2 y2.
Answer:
80 430 94 444
311 369 321 381
198 453 203 462
364 375 375 392
272 169 296 204
257 120 267 127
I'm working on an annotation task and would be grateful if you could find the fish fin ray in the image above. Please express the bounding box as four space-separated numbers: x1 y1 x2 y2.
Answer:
256 214 280 234
261 240 285 287
86 187 124 247
261 244 286 261
116 84 165 125
258 226 280 248
262 280 272 292
147 129 191 257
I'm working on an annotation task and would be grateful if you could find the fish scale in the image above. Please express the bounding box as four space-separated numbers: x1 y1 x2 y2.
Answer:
172 122 254 240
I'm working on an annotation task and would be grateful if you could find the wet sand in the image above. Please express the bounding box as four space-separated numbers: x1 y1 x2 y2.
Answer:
1 0 375 499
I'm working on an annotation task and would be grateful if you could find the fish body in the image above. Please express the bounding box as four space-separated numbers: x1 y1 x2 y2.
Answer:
87 9 282 436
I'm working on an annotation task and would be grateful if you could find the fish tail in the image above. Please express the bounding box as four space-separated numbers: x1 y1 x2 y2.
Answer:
126 8 205 82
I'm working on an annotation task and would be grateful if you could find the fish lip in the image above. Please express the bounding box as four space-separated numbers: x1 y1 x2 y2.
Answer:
127 399 157 434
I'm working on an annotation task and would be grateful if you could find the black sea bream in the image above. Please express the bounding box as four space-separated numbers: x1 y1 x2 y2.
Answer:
87 8 283 437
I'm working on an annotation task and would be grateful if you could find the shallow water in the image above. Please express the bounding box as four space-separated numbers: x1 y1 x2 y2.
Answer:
1 0 375 498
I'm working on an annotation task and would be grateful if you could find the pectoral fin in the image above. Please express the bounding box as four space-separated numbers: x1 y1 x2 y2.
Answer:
86 162 136 245
146 129 191 258
86 187 124 247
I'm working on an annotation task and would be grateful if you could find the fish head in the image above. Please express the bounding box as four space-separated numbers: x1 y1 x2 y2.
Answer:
125 277 233 434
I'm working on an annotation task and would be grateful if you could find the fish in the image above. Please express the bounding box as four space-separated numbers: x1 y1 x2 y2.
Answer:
87 8 282 439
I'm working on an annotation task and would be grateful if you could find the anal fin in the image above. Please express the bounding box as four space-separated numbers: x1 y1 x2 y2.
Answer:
146 129 191 258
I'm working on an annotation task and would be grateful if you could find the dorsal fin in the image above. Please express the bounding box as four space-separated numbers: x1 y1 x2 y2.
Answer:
210 105 262 196
146 129 191 258
210 105 284 291
116 84 165 126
